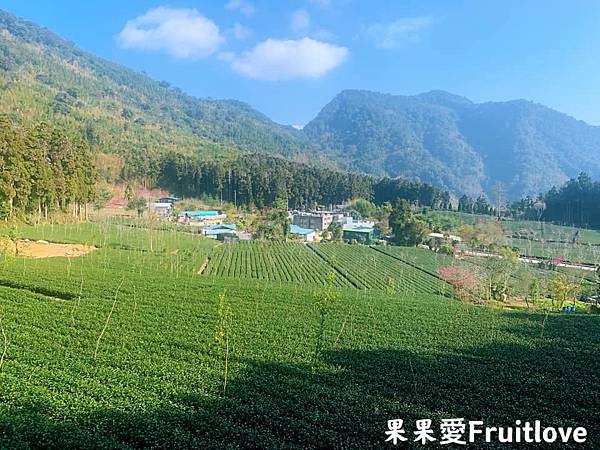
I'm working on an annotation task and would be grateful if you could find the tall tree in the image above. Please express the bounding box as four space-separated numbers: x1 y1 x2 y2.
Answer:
389 199 429 246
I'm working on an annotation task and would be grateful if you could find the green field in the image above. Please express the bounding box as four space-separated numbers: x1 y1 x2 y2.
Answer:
14 222 215 265
373 246 562 297
426 211 600 248
0 223 598 448
508 237 600 265
502 220 600 245
204 241 352 288
310 243 450 294
374 246 464 275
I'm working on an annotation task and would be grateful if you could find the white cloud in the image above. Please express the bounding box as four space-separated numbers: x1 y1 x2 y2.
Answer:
232 22 252 40
290 9 310 33
229 37 348 81
366 16 433 49
312 29 336 41
290 9 335 42
117 7 224 58
225 0 256 16
218 51 236 62
309 0 331 7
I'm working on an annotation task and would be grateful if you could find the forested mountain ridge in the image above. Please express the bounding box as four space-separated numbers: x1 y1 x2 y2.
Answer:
0 9 314 180
2 8 600 200
304 89 600 199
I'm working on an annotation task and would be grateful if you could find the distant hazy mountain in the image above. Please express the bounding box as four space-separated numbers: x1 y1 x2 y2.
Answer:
304 89 600 198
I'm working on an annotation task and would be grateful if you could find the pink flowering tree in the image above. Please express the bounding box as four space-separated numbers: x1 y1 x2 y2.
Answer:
552 256 566 266
437 266 481 302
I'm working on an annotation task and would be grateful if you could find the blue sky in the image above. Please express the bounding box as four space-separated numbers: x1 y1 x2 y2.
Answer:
3 0 600 127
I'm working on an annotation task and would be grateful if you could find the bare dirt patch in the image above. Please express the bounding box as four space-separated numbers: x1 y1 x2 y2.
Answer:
15 240 97 258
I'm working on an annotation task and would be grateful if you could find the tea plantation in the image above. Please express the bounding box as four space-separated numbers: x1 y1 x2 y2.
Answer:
0 224 598 448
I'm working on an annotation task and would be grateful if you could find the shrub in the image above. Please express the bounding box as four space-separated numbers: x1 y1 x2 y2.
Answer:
0 236 15 256
0 226 16 256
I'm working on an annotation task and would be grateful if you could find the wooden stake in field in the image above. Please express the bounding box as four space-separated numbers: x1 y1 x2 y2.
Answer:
71 274 84 327
215 290 233 396
0 318 8 371
94 278 125 359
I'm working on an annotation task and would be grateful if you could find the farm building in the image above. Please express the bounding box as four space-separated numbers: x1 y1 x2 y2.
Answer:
342 224 378 242
203 224 238 241
290 225 317 242
336 214 354 226
292 211 333 231
428 232 462 243
157 196 178 204
152 202 173 217
178 210 226 225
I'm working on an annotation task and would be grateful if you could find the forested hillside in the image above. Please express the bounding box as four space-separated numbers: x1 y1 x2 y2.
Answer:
304 90 600 199
0 9 313 181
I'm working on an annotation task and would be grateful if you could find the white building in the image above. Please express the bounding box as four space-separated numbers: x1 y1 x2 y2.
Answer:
152 202 172 217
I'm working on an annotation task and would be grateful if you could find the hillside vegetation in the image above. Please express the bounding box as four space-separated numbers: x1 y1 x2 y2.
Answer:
0 9 313 180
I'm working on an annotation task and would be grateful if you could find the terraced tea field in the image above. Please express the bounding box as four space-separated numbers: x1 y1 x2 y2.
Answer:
374 246 466 275
503 219 600 245
375 245 599 297
15 222 211 256
204 241 352 287
309 243 446 294
0 223 598 448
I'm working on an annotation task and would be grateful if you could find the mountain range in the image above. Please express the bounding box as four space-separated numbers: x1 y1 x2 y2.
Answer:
2 8 600 199
304 89 600 198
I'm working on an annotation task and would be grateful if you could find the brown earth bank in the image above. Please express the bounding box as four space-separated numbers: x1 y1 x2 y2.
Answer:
13 239 96 258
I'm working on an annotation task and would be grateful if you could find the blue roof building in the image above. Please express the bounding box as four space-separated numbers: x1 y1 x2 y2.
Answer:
342 224 379 242
205 224 237 232
290 225 316 241
158 196 179 204
179 210 221 218
178 210 227 224
203 223 238 240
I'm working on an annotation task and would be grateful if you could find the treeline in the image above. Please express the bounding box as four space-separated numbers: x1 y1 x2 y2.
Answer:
459 192 547 221
0 117 97 219
159 153 451 209
456 172 600 230
542 173 600 228
457 194 495 215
